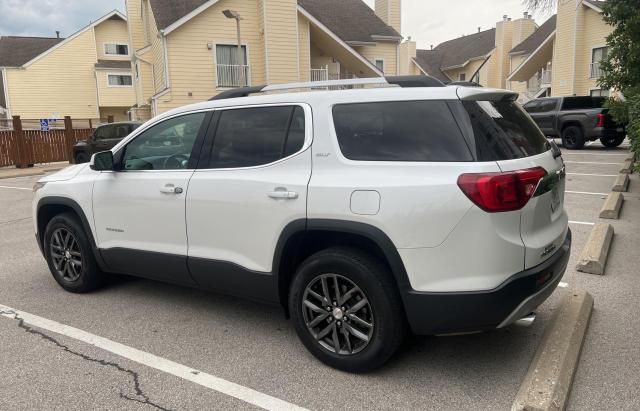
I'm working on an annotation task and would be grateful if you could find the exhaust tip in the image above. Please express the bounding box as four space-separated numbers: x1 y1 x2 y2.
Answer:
515 312 537 327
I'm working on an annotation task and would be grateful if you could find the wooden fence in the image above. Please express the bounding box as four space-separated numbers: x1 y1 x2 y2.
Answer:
0 116 98 168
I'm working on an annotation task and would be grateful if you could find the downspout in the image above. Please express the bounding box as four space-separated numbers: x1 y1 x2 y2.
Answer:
160 32 171 89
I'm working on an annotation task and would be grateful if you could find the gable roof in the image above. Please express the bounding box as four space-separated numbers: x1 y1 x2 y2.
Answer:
583 0 605 11
510 15 556 55
149 0 400 43
434 28 496 69
297 0 401 43
0 36 65 68
413 50 449 83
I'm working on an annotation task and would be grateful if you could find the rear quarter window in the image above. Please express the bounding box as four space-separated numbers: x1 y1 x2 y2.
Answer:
458 100 550 161
332 100 473 162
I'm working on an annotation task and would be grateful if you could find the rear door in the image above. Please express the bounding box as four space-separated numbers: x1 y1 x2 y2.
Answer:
535 98 560 136
460 99 567 269
185 104 312 301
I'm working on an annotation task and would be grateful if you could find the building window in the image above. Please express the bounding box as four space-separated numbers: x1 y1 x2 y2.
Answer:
108 74 133 87
590 47 608 78
590 89 610 97
375 59 384 73
105 43 129 56
459 73 466 81
215 44 249 88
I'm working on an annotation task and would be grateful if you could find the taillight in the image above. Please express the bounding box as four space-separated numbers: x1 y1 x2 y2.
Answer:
457 167 547 212
597 113 605 128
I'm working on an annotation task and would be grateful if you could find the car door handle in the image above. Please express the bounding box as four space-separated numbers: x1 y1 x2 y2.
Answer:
268 190 298 200
160 185 183 194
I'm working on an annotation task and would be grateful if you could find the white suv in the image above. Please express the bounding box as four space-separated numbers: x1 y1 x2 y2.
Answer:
33 76 571 372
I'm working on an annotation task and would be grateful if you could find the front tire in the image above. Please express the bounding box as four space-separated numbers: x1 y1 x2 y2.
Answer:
561 126 585 149
600 135 625 148
289 248 406 372
43 213 105 293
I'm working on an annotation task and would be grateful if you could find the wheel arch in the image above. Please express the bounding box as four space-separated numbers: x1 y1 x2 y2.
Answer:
274 219 411 313
36 197 107 269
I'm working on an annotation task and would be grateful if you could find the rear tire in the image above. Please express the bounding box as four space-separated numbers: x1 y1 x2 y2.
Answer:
289 247 406 372
600 135 625 148
43 213 105 293
75 152 89 164
561 126 585 149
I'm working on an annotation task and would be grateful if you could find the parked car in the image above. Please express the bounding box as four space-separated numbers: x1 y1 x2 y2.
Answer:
33 76 570 372
73 121 142 164
523 96 626 149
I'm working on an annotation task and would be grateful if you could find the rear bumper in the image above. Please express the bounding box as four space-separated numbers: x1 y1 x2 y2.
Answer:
586 127 625 140
402 229 571 335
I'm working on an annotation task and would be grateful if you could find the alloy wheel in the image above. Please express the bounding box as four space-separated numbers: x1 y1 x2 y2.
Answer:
50 228 83 282
302 274 374 355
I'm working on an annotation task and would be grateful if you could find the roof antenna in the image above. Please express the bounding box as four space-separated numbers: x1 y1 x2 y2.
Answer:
56 31 60 38
478 27 481 33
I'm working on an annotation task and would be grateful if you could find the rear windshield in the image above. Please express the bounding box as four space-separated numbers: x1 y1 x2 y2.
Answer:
458 100 550 161
561 96 606 110
332 100 473 162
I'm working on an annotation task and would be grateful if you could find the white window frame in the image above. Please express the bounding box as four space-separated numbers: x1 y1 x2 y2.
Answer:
213 41 251 89
104 43 130 57
374 58 385 74
107 72 134 88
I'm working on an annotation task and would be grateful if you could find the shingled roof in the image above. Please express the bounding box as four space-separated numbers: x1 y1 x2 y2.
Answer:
510 15 556 55
413 50 449 83
0 36 64 68
584 0 606 11
148 0 400 43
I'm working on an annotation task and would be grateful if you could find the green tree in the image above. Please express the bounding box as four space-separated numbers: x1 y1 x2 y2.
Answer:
599 0 640 158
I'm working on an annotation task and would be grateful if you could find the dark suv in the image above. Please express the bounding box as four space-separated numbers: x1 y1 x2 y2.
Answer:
73 121 142 163
523 96 626 149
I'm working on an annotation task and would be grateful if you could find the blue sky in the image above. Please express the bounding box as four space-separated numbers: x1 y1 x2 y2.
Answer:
0 0 551 48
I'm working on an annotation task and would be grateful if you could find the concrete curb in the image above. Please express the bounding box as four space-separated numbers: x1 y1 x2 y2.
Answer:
511 290 594 411
612 173 630 192
0 170 45 179
576 223 614 275
619 160 634 174
599 192 624 219
0 165 67 180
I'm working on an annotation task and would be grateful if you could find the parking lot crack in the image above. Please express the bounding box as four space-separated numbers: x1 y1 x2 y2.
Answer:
2 310 172 411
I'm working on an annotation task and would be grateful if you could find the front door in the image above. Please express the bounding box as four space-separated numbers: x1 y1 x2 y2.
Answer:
92 111 211 285
186 104 312 301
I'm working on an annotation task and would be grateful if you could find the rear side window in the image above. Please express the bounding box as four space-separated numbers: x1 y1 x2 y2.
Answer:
523 101 539 113
208 106 305 169
538 99 559 112
94 125 114 140
561 97 605 110
332 101 473 162
459 100 550 161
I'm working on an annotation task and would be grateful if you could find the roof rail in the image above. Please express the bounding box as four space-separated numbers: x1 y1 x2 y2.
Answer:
449 81 483 87
209 75 445 101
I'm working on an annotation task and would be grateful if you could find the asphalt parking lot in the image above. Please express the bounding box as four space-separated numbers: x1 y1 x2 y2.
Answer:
0 141 638 410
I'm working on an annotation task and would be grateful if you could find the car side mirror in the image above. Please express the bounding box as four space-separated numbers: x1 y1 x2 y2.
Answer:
90 151 114 171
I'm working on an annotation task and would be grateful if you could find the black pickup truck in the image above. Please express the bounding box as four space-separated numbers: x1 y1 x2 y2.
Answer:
523 96 626 149
73 121 142 163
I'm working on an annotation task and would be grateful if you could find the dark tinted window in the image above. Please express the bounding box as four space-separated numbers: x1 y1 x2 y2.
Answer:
460 100 550 160
113 124 131 139
94 125 114 140
523 101 539 113
538 99 559 112
208 106 305 169
332 101 473 162
561 96 606 110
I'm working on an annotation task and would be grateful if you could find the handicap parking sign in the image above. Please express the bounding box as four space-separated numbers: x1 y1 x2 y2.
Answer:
40 119 49 132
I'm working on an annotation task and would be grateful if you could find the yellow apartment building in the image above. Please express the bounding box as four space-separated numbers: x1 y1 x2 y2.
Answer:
125 0 404 119
0 11 136 122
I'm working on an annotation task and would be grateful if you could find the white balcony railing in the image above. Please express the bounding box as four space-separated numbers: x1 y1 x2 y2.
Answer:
590 62 603 79
541 69 552 85
310 67 329 82
528 76 541 93
216 64 251 88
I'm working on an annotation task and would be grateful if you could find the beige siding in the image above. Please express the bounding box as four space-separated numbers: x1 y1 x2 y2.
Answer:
147 2 166 94
443 58 485 83
375 0 401 34
574 7 611 95
263 0 300 84
357 42 398 75
508 54 529 91
160 0 265 110
99 107 131 122
399 41 416 75
126 0 148 51
298 15 311 82
552 0 578 96
135 55 154 106
96 71 136 107
94 18 130 60
6 29 99 118
310 42 340 75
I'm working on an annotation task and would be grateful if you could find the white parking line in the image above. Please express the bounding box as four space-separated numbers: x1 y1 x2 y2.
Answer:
558 282 569 288
0 185 31 191
566 173 617 177
0 304 307 411
563 161 620 165
566 191 609 196
569 221 595 226
561 152 628 156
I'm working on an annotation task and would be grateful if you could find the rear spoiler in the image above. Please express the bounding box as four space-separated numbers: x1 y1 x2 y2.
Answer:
456 87 518 102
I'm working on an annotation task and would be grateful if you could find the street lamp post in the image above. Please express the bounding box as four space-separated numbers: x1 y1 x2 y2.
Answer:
222 10 244 86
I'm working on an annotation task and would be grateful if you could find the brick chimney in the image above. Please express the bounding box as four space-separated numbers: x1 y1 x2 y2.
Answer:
375 0 401 34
